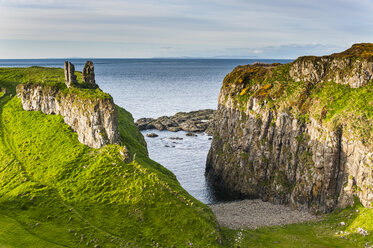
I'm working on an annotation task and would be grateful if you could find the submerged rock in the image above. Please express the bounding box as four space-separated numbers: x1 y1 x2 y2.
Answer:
146 133 159 138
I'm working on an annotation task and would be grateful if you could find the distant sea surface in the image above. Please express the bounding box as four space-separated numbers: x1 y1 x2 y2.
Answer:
0 58 292 203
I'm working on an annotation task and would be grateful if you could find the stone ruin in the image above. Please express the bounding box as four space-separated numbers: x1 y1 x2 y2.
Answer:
82 61 98 89
64 61 77 88
64 61 98 89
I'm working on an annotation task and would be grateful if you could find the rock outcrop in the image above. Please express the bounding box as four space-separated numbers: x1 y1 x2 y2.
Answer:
290 44 373 88
136 109 216 134
16 63 120 149
206 44 373 213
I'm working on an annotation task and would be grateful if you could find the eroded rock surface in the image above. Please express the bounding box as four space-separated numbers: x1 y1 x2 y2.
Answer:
290 43 373 88
206 44 373 213
17 84 120 149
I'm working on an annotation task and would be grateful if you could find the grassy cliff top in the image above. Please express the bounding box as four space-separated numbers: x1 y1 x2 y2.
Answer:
222 44 373 146
0 67 111 100
331 43 373 58
293 43 373 62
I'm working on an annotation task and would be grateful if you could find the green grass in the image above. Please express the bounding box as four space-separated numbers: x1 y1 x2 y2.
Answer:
0 214 64 248
1 66 373 247
0 67 221 247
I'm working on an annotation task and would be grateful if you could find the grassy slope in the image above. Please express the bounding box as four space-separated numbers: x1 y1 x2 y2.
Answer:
0 67 220 247
0 66 372 247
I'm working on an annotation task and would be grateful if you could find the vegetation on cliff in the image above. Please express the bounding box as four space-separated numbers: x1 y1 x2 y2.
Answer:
0 67 111 100
0 67 220 247
223 43 373 147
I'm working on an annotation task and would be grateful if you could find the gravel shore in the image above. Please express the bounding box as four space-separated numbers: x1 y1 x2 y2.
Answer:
210 199 320 229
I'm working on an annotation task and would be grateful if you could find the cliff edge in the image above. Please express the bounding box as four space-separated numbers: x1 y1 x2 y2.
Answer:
16 61 119 149
206 43 373 213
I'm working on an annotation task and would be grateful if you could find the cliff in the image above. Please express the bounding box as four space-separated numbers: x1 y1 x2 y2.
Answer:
206 43 373 213
17 83 119 149
15 61 119 149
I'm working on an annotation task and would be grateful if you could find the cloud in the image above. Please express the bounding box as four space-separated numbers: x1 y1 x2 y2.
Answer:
0 0 372 58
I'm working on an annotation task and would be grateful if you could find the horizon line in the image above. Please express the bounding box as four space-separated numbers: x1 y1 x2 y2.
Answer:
0 57 295 60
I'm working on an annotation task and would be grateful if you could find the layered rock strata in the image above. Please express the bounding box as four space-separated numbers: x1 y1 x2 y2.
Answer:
206 44 373 213
16 84 119 149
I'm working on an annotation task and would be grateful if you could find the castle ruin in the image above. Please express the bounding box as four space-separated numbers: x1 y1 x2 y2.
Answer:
82 61 98 88
64 61 77 88
64 61 98 89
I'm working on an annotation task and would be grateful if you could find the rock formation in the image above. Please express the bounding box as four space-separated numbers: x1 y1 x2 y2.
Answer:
16 65 120 149
136 109 216 134
290 45 373 88
82 61 98 88
64 61 77 88
206 44 373 213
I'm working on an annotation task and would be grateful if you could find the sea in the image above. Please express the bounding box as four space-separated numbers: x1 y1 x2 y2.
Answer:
0 58 292 204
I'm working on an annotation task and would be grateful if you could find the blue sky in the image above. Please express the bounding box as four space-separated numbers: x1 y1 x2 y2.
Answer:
0 0 372 58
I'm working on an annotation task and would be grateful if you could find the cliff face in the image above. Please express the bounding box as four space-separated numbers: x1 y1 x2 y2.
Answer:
206 44 373 213
16 84 119 148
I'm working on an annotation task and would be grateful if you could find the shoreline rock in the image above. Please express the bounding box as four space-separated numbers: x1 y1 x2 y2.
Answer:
136 109 216 135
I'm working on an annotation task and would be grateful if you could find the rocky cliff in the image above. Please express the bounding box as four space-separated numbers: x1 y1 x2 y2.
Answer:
16 83 119 149
206 44 373 213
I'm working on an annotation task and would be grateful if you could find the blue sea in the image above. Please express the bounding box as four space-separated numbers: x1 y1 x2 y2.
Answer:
0 58 292 203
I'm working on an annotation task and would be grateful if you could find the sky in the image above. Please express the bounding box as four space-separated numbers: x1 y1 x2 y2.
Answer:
0 0 372 59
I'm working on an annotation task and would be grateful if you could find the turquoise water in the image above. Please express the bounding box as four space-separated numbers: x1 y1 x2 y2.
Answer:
0 58 292 203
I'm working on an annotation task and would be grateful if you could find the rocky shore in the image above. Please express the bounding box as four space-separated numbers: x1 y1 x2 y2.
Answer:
210 199 319 229
136 109 216 134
